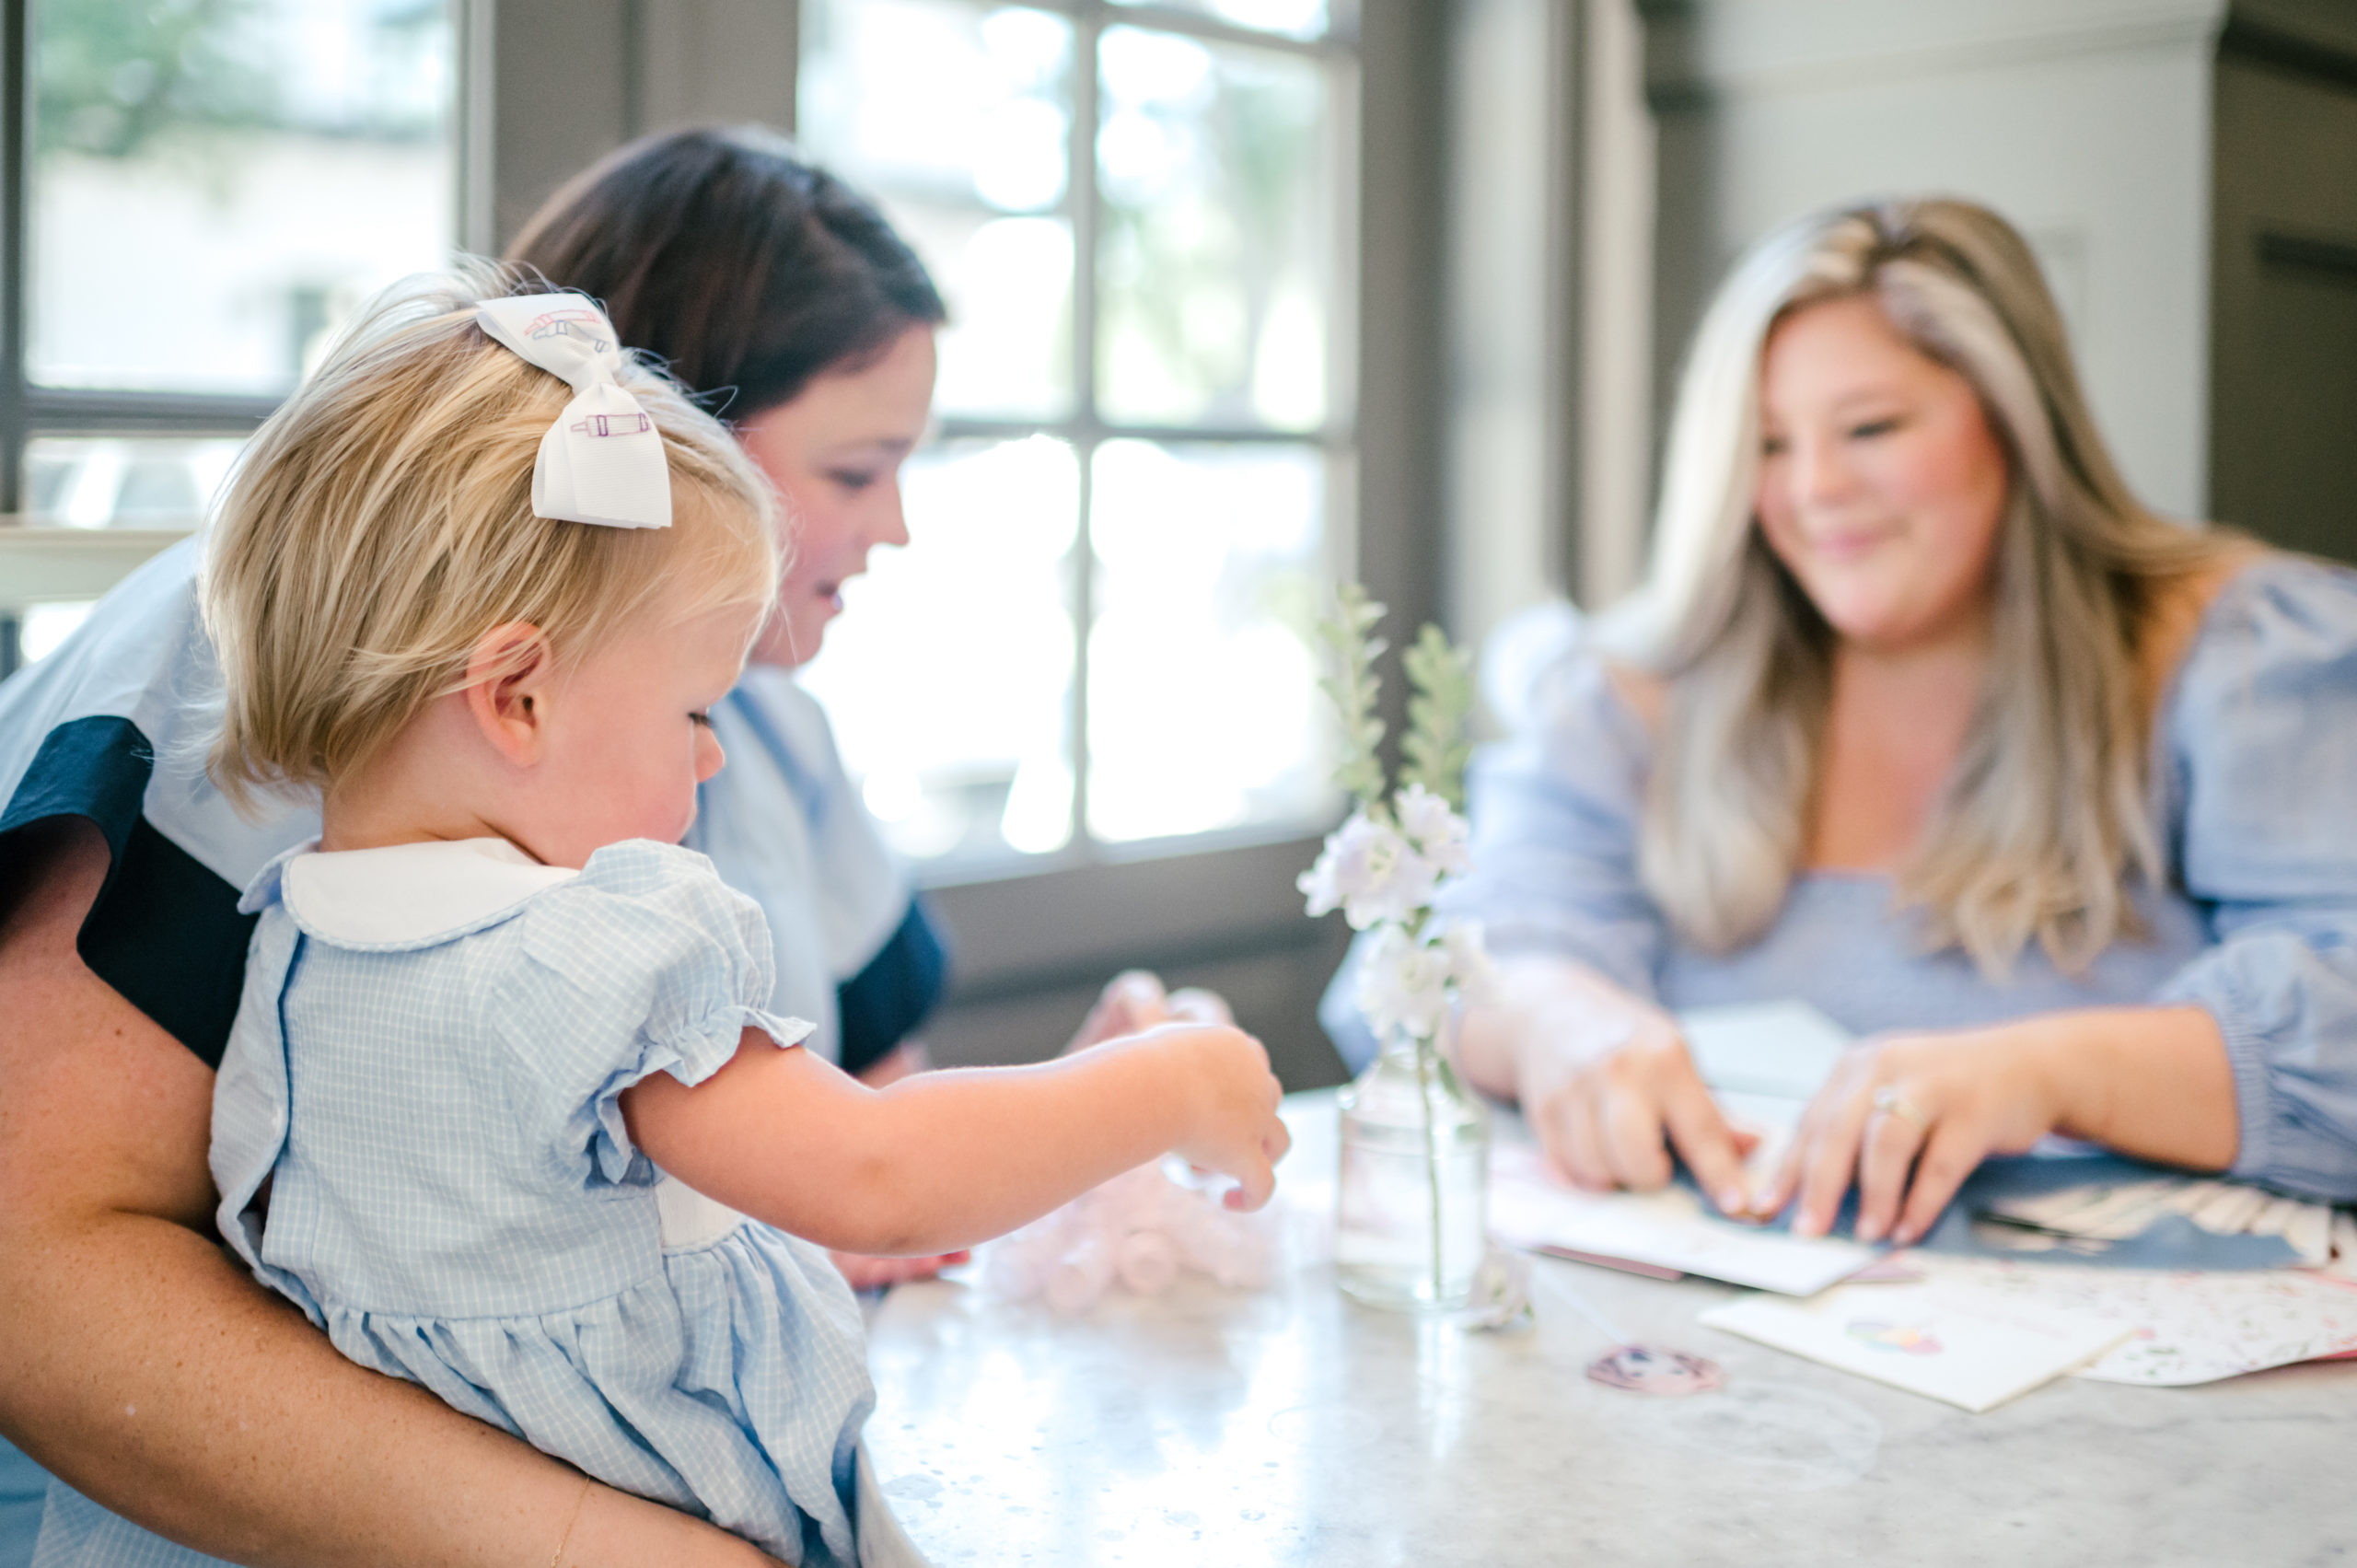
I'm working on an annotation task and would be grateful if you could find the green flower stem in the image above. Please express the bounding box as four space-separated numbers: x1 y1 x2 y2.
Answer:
1412 1030 1444 1303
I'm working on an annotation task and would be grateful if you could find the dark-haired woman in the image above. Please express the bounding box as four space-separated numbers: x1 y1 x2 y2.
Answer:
0 128 1181 1568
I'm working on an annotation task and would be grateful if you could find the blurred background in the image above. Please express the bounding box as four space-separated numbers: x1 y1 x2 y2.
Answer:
0 0 2351 1086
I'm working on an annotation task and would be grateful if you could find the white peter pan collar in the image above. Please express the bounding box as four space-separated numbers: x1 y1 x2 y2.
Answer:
280 837 578 947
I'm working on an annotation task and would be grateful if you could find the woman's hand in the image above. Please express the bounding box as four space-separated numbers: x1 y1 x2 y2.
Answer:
1762 1006 2241 1246
1764 1024 2069 1244
1064 970 1236 1055
830 1249 969 1290
830 1040 970 1288
1457 954 1757 1214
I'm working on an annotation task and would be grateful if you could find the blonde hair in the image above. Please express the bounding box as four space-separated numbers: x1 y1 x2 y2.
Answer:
203 260 780 807
1605 198 2233 977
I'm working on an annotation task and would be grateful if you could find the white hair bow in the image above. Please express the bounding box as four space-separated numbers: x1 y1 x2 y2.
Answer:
474 294 673 529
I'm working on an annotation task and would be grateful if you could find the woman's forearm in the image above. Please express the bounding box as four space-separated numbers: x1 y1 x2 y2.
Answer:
2034 1004 2239 1172
0 822 771 1568
5 1203 633 1567
1456 953 1666 1102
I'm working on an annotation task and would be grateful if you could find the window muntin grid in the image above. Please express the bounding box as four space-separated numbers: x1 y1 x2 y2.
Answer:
797 0 1353 869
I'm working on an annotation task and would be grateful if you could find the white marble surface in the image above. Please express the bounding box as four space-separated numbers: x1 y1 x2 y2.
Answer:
864 1094 2357 1566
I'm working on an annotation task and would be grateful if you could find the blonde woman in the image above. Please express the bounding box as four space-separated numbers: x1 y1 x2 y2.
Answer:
1425 197 2357 1248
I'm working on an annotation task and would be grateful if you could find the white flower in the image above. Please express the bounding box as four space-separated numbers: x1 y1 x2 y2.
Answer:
1355 923 1453 1042
1297 809 1440 931
1437 917 1497 1005
1393 783 1472 877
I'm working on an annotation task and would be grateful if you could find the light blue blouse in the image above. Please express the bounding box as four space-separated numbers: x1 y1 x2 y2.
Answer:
1324 554 2357 1201
686 666 908 1068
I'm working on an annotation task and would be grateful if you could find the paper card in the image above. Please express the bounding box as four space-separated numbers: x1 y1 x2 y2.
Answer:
1896 1255 2357 1387
1678 1000 1853 1101
1490 1144 1873 1296
1699 1279 2131 1412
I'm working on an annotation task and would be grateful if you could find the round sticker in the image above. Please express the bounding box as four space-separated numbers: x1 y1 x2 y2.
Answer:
1585 1344 1726 1396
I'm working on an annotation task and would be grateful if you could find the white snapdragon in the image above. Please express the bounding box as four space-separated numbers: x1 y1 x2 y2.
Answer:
1392 783 1471 877
1437 917 1498 1005
1295 809 1440 932
1301 588 1492 1053
1354 923 1454 1042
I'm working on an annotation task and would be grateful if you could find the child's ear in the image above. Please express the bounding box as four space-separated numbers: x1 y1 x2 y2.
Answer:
462 621 555 767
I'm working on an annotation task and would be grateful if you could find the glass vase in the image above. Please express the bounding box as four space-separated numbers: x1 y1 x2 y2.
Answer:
1334 1024 1490 1310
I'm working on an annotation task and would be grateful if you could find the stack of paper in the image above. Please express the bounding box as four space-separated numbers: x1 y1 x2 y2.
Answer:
1977 1176 2335 1266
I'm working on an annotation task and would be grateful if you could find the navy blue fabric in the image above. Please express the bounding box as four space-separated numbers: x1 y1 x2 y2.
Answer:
0 714 149 864
0 714 251 1067
834 899 948 1078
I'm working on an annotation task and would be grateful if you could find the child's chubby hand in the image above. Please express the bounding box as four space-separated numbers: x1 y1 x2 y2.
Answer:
1129 1021 1291 1211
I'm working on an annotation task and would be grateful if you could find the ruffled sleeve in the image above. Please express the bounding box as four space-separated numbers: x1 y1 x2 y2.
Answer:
1318 611 1666 1070
2153 557 2357 1199
493 840 814 1190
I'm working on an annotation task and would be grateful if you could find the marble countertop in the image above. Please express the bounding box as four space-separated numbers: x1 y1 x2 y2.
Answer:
863 1095 2357 1566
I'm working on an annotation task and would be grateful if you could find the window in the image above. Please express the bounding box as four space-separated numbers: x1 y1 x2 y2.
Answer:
0 0 463 678
795 0 1357 872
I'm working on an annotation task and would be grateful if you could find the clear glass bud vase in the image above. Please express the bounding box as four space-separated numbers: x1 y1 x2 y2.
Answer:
1335 1025 1490 1310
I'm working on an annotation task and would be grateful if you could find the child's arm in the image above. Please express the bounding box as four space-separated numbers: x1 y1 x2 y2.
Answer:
621 1021 1290 1257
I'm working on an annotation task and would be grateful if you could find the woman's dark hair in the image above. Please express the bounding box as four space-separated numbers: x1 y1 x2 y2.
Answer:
505 125 946 418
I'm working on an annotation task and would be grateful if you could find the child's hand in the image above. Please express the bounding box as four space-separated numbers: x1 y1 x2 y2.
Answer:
1143 1022 1291 1211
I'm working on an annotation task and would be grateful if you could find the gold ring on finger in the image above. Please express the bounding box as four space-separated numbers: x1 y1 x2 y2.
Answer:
1871 1086 1932 1134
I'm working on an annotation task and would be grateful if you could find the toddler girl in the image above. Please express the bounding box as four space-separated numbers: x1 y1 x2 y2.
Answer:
73 270 1288 1568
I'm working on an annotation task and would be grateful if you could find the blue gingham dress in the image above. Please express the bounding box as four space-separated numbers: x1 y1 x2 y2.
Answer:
38 836 874 1568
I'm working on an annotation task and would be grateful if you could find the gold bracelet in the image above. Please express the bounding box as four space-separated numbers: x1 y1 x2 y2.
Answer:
551 1477 593 1568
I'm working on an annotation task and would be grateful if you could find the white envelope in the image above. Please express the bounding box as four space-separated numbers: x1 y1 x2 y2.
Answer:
1491 1144 1873 1295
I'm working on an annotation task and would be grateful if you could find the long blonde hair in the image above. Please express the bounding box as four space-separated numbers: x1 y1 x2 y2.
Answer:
1605 198 2231 976
203 261 781 809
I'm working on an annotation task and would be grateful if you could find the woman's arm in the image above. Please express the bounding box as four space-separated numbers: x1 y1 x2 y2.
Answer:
1390 645 1760 1201
0 822 779 1568
1762 1005 2237 1246
1457 953 1757 1212
624 1018 1289 1258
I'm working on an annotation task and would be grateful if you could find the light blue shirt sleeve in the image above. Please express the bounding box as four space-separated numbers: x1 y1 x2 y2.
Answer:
1444 647 1666 993
1318 643 1666 1072
2154 557 2357 1200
